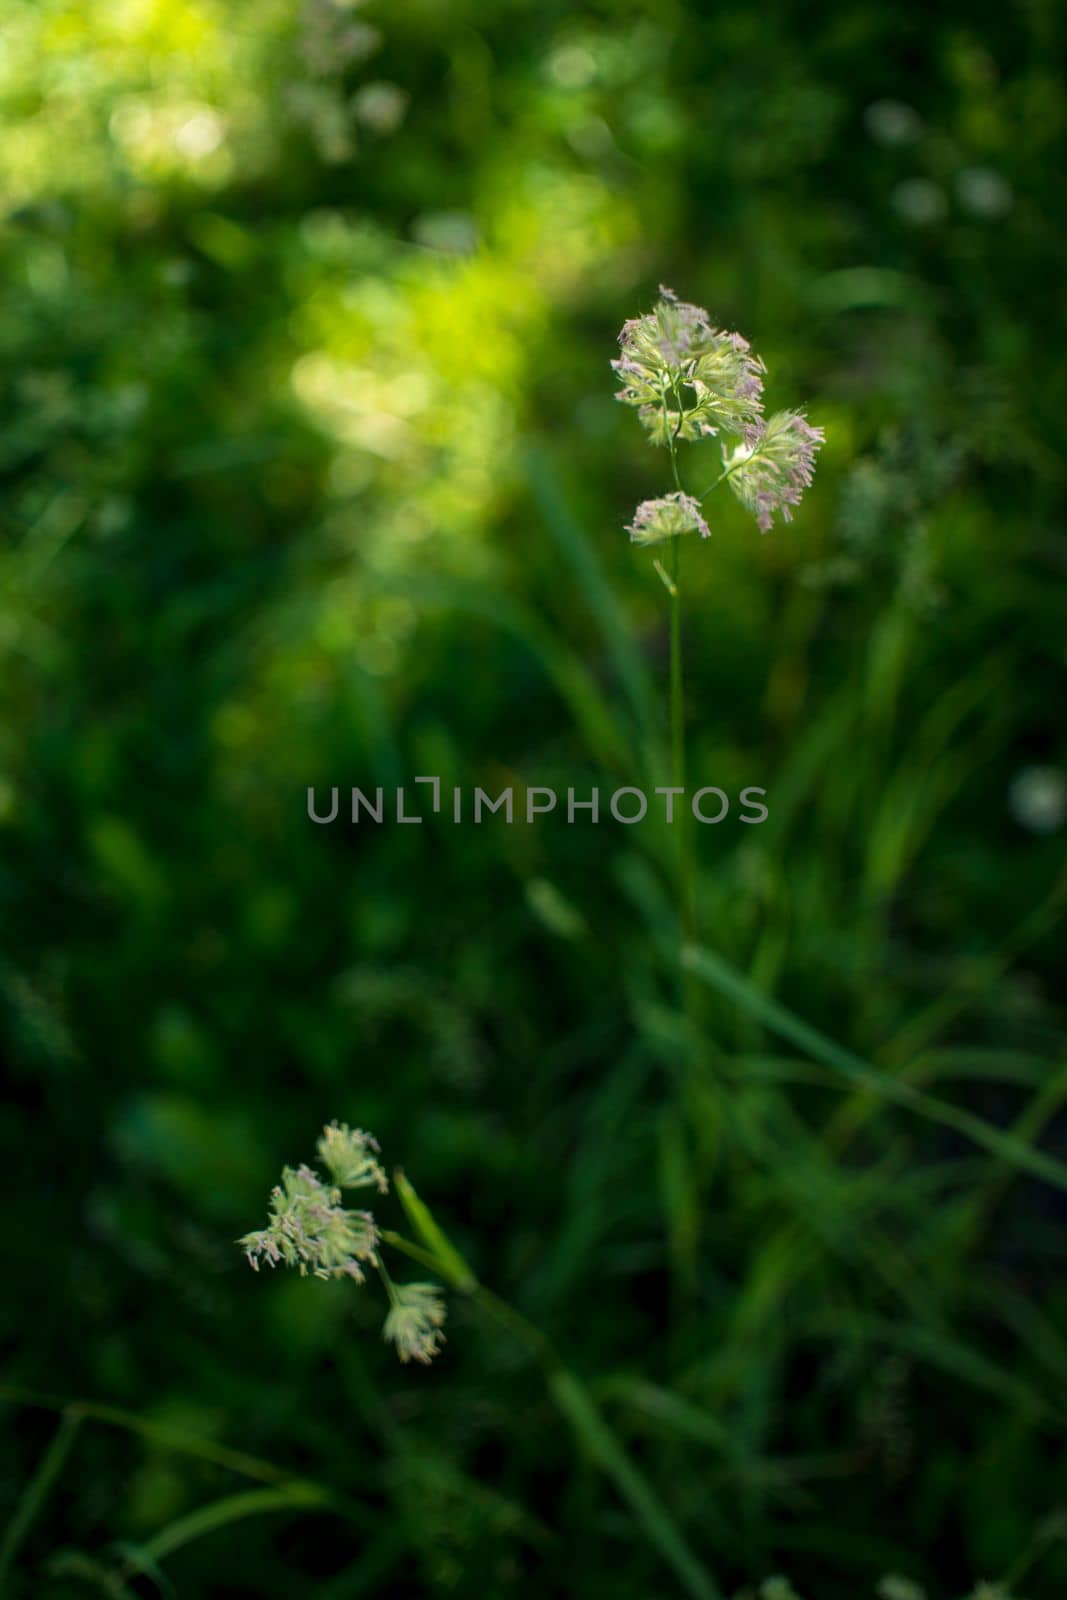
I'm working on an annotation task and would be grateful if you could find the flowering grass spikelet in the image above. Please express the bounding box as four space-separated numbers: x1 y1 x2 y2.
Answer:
317 1120 389 1192
612 285 765 445
239 1123 454 1369
239 1162 379 1282
383 1281 447 1365
626 491 710 546
724 408 825 533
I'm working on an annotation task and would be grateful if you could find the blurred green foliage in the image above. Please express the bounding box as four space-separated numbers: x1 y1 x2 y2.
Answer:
1 0 1066 1595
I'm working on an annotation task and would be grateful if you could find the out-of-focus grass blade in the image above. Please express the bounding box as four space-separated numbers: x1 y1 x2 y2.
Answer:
315 1530 406 1600
811 1313 1058 1422
967 1279 1067 1387
591 1381 738 1547
531 1049 648 1306
523 444 660 760
757 694 852 846
460 1285 722 1596
547 1368 721 1600
898 1049 1053 1086
683 942 1067 1195
0 1387 314 1490
393 1169 476 1290
862 660 1007 901
727 1095 938 1325
45 1550 134 1597
0 1408 81 1592
110 1542 175 1597
728 1048 1054 1091
882 870 1067 1067
807 266 932 313
129 1485 329 1567
956 1063 1067 1244
597 1377 735 1454
343 658 403 790
659 1105 701 1293
376 573 630 770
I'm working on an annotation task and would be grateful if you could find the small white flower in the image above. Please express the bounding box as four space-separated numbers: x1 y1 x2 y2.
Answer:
891 178 948 226
1009 766 1066 834
956 167 1013 219
352 82 409 136
863 99 923 146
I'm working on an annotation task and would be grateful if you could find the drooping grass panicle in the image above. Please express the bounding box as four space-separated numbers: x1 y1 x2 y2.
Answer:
382 1280 448 1365
724 408 825 533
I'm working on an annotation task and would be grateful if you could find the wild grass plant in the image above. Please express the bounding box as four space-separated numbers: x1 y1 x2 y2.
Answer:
225 290 1062 1597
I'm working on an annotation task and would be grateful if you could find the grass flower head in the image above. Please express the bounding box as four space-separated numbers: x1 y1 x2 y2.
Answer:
383 1281 448 1365
317 1120 389 1192
240 1124 450 1367
626 491 710 546
612 285 765 445
240 1162 379 1282
724 408 825 533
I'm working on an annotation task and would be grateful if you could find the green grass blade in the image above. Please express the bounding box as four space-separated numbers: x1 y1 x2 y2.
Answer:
0 1408 82 1591
0 1388 361 1521
45 1549 135 1597
131 1486 329 1567
597 1377 735 1454
392 1170 477 1290
809 1313 1058 1422
456 1283 720 1595
683 942 1067 1194
547 1368 720 1600
373 573 630 770
523 444 660 758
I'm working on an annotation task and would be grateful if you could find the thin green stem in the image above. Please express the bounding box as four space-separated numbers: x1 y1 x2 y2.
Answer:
132 1485 329 1568
652 557 677 596
659 377 700 947
661 383 699 1025
669 534 695 948
374 1253 401 1309
379 1229 444 1278
392 1168 476 1289
665 379 686 493
695 449 753 501
0 1386 338 1493
0 1408 82 1590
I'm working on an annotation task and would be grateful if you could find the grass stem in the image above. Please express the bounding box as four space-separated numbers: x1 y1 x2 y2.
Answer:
0 1408 82 1591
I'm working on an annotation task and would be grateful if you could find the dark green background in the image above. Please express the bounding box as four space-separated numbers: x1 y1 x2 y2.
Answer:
2 0 1065 1594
